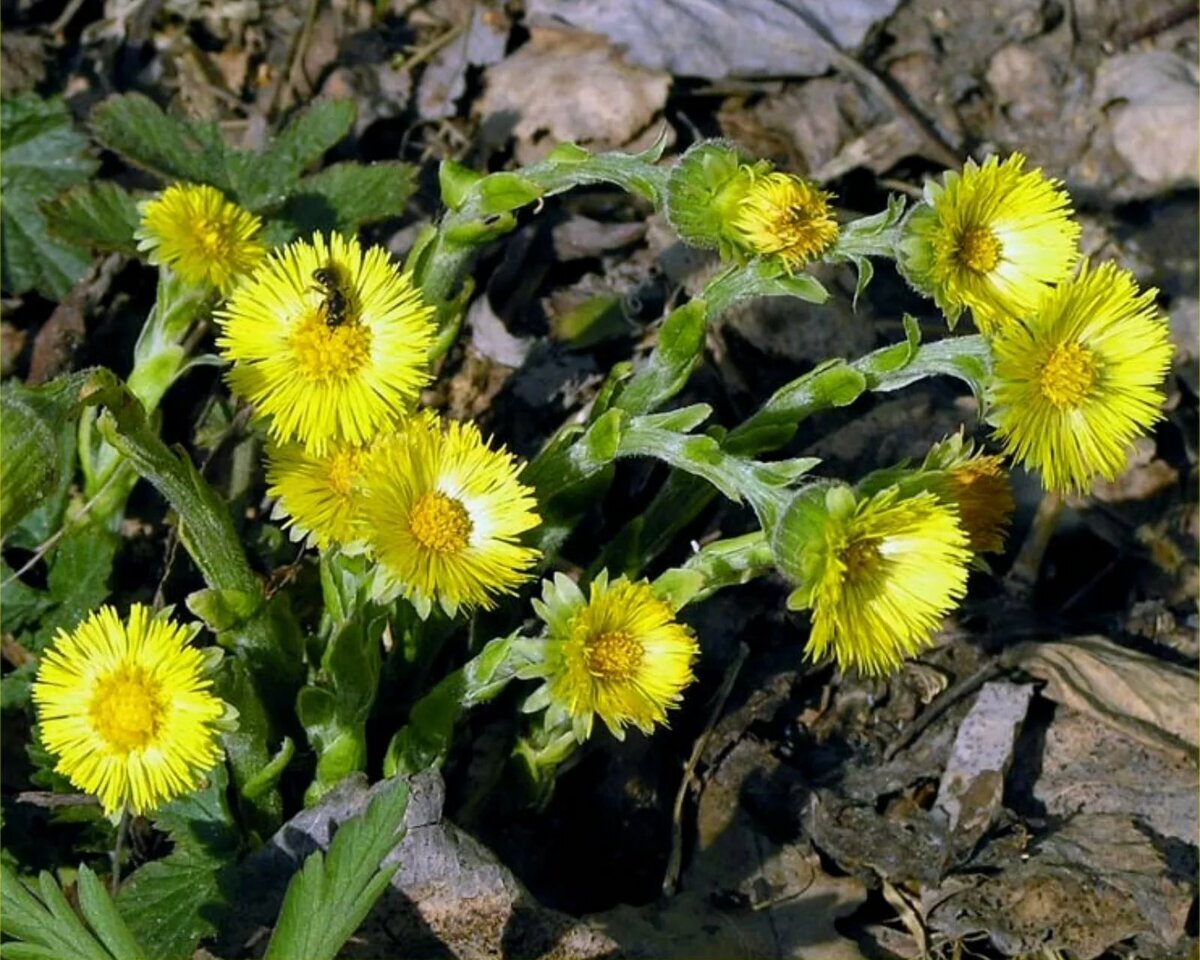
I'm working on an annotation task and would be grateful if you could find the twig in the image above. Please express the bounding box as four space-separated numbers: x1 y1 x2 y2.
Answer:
16 791 98 808
878 177 926 199
49 0 89 34
883 659 1001 761
391 20 467 73
662 641 749 896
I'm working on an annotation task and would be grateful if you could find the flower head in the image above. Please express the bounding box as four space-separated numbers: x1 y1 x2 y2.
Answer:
730 171 839 270
989 261 1173 494
216 233 435 454
32 605 227 816
918 433 1014 555
898 154 1080 333
361 412 540 616
266 439 369 550
775 486 970 676
136 183 264 292
524 572 699 741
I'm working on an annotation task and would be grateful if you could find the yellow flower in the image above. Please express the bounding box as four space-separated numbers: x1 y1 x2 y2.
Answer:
32 605 227 816
136 183 264 292
897 154 1080 333
525 572 699 741
729 171 839 270
361 412 540 616
932 454 1013 555
990 261 1173 494
216 233 435 454
266 439 369 550
777 486 970 676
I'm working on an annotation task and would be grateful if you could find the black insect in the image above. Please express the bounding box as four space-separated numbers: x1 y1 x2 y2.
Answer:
312 264 349 327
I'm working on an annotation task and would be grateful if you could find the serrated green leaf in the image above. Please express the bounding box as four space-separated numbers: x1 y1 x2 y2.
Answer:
1 94 99 297
283 161 417 234
0 863 147 960
43 182 141 257
90 93 225 187
115 766 237 960
262 778 409 960
230 100 356 210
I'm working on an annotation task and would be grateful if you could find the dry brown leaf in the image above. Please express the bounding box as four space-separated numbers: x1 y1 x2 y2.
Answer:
1014 635 1198 761
477 28 671 164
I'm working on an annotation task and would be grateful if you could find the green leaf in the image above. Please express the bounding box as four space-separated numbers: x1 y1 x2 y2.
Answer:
43 182 141 257
262 779 409 960
384 635 531 776
1 94 99 297
0 863 148 960
90 93 225 187
283 161 417 234
1 377 81 538
613 300 708 416
476 172 545 215
231 100 356 210
116 765 238 960
438 160 484 210
213 658 283 834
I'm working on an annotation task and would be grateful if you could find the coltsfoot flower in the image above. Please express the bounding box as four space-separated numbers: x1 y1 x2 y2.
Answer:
523 572 699 740
919 433 1014 555
774 486 971 676
216 233 435 454
136 183 264 292
362 412 540 616
729 171 839 270
897 154 1080 333
266 439 370 550
989 261 1173 494
32 605 228 816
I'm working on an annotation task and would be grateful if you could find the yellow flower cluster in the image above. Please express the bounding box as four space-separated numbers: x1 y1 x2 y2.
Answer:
210 231 542 617
899 153 1173 496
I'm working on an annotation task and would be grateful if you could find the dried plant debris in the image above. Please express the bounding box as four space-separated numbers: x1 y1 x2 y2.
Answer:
525 0 902 80
478 28 672 163
924 814 1194 958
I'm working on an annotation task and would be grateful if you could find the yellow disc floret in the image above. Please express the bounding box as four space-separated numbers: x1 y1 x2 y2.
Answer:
990 261 1173 494
32 605 227 816
898 154 1081 333
136 183 265 292
361 412 541 615
528 573 699 741
216 232 435 454
730 171 839 270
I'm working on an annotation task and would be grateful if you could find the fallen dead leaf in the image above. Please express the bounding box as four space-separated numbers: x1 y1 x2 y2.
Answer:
477 28 671 164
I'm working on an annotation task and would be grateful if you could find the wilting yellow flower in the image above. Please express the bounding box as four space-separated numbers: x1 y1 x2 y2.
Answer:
990 261 1173 494
32 605 227 816
362 412 540 616
912 433 1014 555
524 572 699 741
136 183 264 292
898 154 1080 333
730 171 839 270
216 233 435 454
777 486 970 676
266 439 369 550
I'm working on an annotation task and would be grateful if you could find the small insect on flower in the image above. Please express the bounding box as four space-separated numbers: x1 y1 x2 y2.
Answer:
216 233 435 454
897 154 1080 334
989 261 1173 494
523 572 699 741
361 412 541 616
311 262 350 328
266 438 370 550
729 171 840 271
774 486 971 676
32 605 229 817
136 183 265 293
